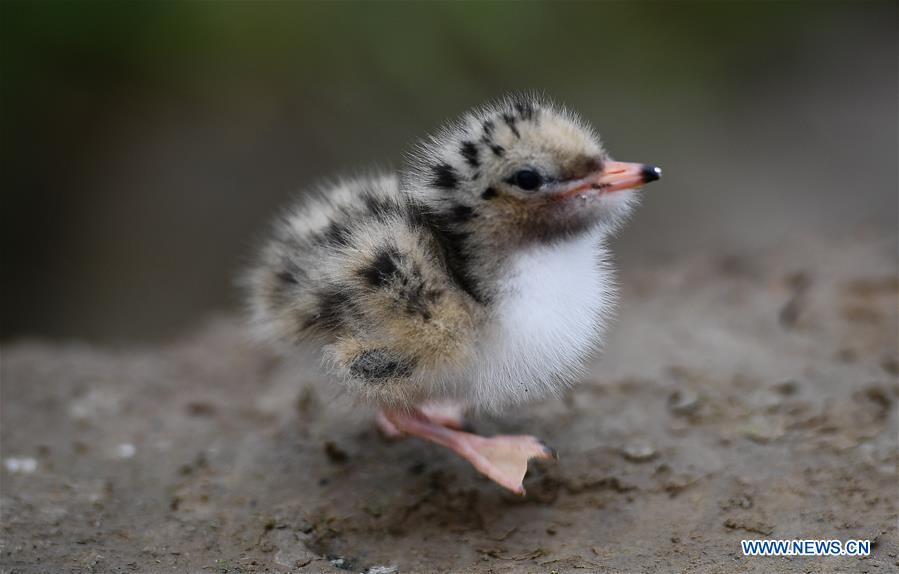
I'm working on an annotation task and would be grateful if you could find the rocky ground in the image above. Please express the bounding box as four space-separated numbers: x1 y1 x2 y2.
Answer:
2 229 897 573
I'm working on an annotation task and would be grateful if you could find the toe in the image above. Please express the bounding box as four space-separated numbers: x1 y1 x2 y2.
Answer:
461 434 557 495
536 439 558 460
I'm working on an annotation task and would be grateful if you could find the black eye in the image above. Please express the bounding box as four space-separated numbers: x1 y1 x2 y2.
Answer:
513 169 543 191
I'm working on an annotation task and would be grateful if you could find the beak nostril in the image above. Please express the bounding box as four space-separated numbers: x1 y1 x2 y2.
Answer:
641 165 662 183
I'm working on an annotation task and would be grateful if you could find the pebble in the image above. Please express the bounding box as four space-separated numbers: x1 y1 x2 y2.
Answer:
273 547 314 569
742 418 785 444
329 556 356 570
116 443 136 459
271 529 315 568
621 441 658 462
3 457 37 473
668 389 701 416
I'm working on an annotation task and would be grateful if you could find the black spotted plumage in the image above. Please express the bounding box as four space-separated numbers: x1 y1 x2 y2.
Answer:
319 220 350 245
481 187 498 200
431 163 459 190
449 203 476 223
513 100 536 121
306 287 353 333
460 141 480 169
349 349 416 382
361 247 401 287
482 118 495 138
501 113 520 138
426 219 485 305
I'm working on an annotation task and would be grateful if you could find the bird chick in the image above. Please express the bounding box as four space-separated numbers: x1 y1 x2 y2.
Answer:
245 95 661 494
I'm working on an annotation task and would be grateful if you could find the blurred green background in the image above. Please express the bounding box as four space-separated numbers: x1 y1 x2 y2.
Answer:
1 1 896 342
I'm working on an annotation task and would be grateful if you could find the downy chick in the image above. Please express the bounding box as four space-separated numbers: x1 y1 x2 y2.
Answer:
245 95 661 494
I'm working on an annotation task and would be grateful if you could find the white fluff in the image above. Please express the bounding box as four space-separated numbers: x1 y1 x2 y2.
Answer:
464 230 614 411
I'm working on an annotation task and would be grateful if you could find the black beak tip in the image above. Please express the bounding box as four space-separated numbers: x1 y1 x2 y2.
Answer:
641 165 662 183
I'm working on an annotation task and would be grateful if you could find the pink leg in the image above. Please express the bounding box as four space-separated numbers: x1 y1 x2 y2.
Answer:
419 401 468 430
377 400 468 437
383 409 556 495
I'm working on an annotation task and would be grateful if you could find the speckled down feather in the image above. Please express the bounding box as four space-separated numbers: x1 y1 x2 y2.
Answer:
244 94 638 411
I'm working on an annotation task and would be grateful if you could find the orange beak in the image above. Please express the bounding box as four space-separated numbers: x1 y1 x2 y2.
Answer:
593 161 662 193
557 160 661 199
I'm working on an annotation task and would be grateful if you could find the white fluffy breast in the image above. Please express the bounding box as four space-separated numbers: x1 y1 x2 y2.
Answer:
466 232 615 410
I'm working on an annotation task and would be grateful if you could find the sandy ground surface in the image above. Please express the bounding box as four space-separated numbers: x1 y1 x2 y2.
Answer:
2 229 897 574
